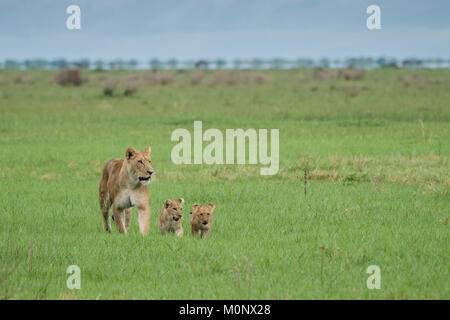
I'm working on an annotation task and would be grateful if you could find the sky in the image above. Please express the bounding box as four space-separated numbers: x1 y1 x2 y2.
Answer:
0 0 449 61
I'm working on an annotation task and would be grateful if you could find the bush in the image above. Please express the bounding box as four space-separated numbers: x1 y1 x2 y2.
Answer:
338 69 365 80
54 69 83 86
190 70 205 85
147 71 173 86
209 71 234 87
252 73 269 84
124 76 140 96
313 67 335 80
103 78 118 96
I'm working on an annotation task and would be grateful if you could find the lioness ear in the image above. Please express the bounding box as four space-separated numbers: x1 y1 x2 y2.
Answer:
208 203 215 210
144 146 151 155
126 147 136 160
178 198 184 205
164 199 171 208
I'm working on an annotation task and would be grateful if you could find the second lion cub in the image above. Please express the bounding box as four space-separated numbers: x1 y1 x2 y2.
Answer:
159 198 184 236
190 203 215 238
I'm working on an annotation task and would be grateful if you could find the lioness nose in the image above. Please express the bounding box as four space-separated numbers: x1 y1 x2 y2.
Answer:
147 170 154 175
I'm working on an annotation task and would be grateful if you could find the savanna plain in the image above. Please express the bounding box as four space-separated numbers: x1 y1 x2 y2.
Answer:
0 68 448 299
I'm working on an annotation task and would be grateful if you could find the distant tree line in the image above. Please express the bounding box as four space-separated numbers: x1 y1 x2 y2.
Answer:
0 57 448 70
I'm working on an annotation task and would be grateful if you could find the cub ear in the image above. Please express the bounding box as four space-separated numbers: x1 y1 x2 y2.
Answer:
164 199 171 208
126 147 136 160
177 198 184 205
144 146 151 155
192 203 199 209
208 203 215 210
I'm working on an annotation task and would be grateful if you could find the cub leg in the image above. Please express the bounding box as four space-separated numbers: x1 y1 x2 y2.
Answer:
202 229 211 238
175 227 184 237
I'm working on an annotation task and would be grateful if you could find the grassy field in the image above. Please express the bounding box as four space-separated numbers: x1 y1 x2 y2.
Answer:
0 68 448 299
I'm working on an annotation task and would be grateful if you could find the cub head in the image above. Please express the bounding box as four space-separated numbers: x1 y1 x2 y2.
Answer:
190 203 215 228
163 198 184 222
125 146 154 185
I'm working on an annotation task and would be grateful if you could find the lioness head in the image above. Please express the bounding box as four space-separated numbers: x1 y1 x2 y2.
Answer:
163 198 184 222
125 146 154 185
190 203 215 228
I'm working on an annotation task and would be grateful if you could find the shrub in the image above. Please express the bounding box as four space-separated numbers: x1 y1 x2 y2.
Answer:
401 73 427 88
124 76 140 96
337 69 365 80
54 69 83 86
103 78 118 96
313 67 335 80
190 70 205 85
209 71 234 87
147 71 173 86
14 75 25 84
252 73 269 84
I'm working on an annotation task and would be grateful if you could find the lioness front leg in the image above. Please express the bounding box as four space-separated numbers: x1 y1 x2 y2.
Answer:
113 206 127 234
124 208 133 233
137 204 150 236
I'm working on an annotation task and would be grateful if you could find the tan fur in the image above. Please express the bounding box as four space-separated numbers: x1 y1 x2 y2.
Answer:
190 203 215 238
159 198 184 236
98 146 154 235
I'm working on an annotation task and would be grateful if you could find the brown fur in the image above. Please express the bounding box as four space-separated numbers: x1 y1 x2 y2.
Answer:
98 147 154 235
159 198 184 236
190 203 215 238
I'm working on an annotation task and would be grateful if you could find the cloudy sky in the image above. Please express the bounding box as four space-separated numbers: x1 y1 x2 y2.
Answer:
0 0 449 61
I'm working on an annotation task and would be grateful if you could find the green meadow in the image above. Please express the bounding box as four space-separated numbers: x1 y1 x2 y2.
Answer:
0 68 448 299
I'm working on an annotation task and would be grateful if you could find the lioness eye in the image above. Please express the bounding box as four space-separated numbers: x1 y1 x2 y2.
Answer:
174 208 177 211
138 160 143 164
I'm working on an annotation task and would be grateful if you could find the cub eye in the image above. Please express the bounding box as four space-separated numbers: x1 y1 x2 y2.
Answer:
173 208 177 211
200 213 203 216
207 213 210 215
138 160 143 164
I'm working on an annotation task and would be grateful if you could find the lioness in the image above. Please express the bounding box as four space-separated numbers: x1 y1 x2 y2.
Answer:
159 198 184 236
190 203 215 238
98 147 154 235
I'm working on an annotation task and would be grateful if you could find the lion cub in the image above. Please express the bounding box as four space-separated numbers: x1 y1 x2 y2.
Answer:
190 203 215 238
159 198 184 236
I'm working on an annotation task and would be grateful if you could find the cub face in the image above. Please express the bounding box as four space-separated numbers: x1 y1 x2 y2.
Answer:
190 203 215 229
125 146 154 185
164 198 184 222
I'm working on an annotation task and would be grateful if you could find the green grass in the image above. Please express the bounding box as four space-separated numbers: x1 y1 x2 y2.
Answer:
0 69 449 299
